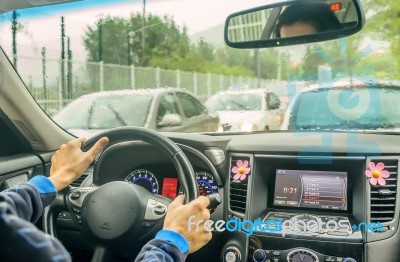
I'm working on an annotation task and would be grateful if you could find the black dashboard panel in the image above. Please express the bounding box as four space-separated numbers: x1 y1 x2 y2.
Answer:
0 153 47 191
226 131 400 154
0 153 43 174
91 142 224 187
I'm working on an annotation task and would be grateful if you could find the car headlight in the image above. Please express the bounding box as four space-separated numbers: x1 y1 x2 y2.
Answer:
240 123 255 132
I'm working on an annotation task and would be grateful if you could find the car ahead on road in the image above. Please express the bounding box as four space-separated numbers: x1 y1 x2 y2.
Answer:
205 89 283 132
281 80 400 131
53 88 219 137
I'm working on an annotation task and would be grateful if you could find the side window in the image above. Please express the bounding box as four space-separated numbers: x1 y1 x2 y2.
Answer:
266 92 281 110
176 92 205 118
156 93 180 124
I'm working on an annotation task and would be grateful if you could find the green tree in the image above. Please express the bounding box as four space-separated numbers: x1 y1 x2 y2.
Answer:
196 39 214 62
259 49 279 79
83 14 259 77
302 46 320 80
83 13 190 66
351 0 400 78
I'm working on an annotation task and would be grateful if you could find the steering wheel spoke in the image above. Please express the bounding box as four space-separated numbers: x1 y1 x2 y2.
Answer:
91 245 115 262
66 187 97 227
144 195 171 220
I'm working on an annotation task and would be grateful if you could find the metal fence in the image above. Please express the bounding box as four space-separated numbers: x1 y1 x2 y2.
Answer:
16 56 280 114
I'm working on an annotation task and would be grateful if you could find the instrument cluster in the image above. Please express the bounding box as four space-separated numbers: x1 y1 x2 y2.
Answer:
124 169 218 198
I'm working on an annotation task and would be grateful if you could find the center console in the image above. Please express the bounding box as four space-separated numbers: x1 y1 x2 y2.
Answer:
222 154 367 262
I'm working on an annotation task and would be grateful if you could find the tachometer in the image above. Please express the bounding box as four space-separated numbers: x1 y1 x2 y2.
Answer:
179 172 218 196
125 169 159 194
287 249 319 262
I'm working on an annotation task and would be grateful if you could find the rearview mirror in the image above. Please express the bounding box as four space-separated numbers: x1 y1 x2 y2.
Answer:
224 0 364 48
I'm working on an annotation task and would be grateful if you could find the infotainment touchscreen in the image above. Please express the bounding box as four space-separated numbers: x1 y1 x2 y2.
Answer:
273 169 347 210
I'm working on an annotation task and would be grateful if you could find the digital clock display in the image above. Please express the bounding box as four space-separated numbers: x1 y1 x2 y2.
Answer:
273 169 347 210
283 187 297 194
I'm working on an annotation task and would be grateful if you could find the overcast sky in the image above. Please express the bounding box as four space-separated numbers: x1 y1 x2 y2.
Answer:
0 0 270 59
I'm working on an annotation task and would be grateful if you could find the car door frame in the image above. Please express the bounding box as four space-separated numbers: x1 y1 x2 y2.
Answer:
174 91 212 132
153 90 186 132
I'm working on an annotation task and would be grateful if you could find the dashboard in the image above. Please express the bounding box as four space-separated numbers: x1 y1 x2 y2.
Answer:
48 131 400 262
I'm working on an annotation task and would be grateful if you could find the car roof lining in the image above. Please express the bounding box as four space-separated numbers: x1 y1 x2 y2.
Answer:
0 108 31 156
0 0 80 14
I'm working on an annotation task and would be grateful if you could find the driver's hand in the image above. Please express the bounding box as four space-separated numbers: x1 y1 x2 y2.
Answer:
49 137 109 191
163 195 212 253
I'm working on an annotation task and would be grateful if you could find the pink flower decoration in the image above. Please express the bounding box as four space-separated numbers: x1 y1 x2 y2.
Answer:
232 160 250 181
365 162 390 186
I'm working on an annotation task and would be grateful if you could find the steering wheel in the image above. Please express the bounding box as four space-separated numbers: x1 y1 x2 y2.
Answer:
44 127 199 260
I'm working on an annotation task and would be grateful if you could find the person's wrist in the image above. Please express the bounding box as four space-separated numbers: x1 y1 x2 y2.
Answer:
163 225 184 235
49 171 73 191
28 175 57 194
155 229 189 254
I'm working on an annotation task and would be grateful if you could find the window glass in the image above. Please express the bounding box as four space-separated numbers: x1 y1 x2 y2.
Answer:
176 92 205 118
0 0 399 135
156 93 180 124
54 95 152 130
205 93 262 113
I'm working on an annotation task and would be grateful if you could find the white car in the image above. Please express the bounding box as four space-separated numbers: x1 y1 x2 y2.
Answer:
54 88 219 137
205 89 283 132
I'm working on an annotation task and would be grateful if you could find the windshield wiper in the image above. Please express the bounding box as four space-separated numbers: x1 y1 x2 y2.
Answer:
106 104 127 126
296 122 400 131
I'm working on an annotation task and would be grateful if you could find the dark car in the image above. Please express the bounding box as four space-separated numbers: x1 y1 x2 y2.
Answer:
281 80 400 131
54 88 219 137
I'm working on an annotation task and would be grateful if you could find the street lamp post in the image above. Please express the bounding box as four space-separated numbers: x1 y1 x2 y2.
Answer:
60 16 66 102
11 11 18 69
142 0 146 65
98 18 103 62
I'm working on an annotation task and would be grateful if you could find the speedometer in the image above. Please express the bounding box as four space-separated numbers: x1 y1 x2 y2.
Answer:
125 169 159 194
179 172 218 196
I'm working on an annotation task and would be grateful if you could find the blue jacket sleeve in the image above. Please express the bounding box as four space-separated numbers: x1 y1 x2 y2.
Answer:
0 175 56 223
0 175 71 261
134 230 189 262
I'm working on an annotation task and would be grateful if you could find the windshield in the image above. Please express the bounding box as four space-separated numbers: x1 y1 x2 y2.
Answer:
54 94 152 129
0 0 398 136
206 94 262 113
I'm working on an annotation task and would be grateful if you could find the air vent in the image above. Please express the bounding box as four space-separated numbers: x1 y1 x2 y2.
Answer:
70 172 90 187
229 157 250 214
370 159 398 223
